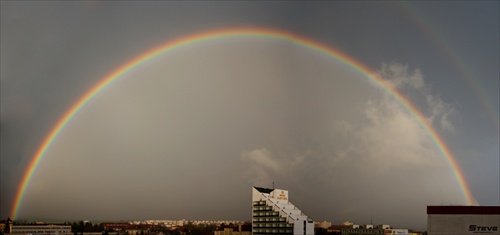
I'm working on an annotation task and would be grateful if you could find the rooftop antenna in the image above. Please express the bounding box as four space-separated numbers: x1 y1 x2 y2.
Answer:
272 181 275 189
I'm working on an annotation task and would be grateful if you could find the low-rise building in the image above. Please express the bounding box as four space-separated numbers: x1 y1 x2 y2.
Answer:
102 222 130 231
10 224 72 234
341 224 384 235
315 221 332 229
0 218 13 233
214 228 250 235
341 224 408 235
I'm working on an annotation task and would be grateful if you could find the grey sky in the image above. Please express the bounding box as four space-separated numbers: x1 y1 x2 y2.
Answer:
1 1 498 230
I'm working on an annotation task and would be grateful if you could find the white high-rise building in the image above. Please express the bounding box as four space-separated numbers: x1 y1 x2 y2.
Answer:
252 186 314 235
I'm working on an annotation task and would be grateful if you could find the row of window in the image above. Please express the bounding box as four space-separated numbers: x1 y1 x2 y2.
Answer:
253 206 273 211
253 217 286 222
253 212 279 217
342 229 384 234
253 228 293 233
13 227 71 229
253 223 293 228
253 201 267 206
12 231 71 233
13 229 71 231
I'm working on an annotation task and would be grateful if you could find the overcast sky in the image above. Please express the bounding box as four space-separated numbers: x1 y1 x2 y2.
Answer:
1 1 498 230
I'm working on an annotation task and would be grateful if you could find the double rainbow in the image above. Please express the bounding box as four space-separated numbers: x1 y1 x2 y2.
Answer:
10 27 476 219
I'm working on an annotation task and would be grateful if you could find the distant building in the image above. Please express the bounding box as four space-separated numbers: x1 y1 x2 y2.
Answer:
341 224 408 235
252 186 314 235
126 224 163 235
102 222 130 231
327 225 345 234
10 224 71 234
341 224 383 235
427 206 500 235
0 218 13 233
215 227 251 235
315 221 332 229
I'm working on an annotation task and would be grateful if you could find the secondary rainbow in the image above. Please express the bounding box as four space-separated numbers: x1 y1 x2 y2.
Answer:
399 1 499 131
10 27 476 219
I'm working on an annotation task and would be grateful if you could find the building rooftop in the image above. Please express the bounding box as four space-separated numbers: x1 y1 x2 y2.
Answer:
427 206 500 215
253 186 274 194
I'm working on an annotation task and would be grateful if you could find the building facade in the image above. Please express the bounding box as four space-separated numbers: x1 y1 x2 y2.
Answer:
341 224 389 235
215 228 251 235
252 186 314 235
314 221 332 229
10 225 72 234
427 206 500 235
0 218 13 233
340 224 414 235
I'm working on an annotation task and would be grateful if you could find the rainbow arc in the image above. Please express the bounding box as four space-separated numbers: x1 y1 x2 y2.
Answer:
10 28 476 219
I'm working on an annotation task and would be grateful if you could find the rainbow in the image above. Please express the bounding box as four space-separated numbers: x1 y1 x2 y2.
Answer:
399 1 500 131
10 27 477 219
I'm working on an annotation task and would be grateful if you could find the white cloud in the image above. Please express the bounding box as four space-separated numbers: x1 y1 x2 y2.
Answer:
377 63 456 132
341 96 442 170
241 147 311 186
378 63 424 90
330 63 457 171
239 63 465 221
426 94 456 132
241 148 283 184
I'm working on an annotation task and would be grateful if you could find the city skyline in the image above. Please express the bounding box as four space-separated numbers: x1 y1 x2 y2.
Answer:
1 1 498 230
